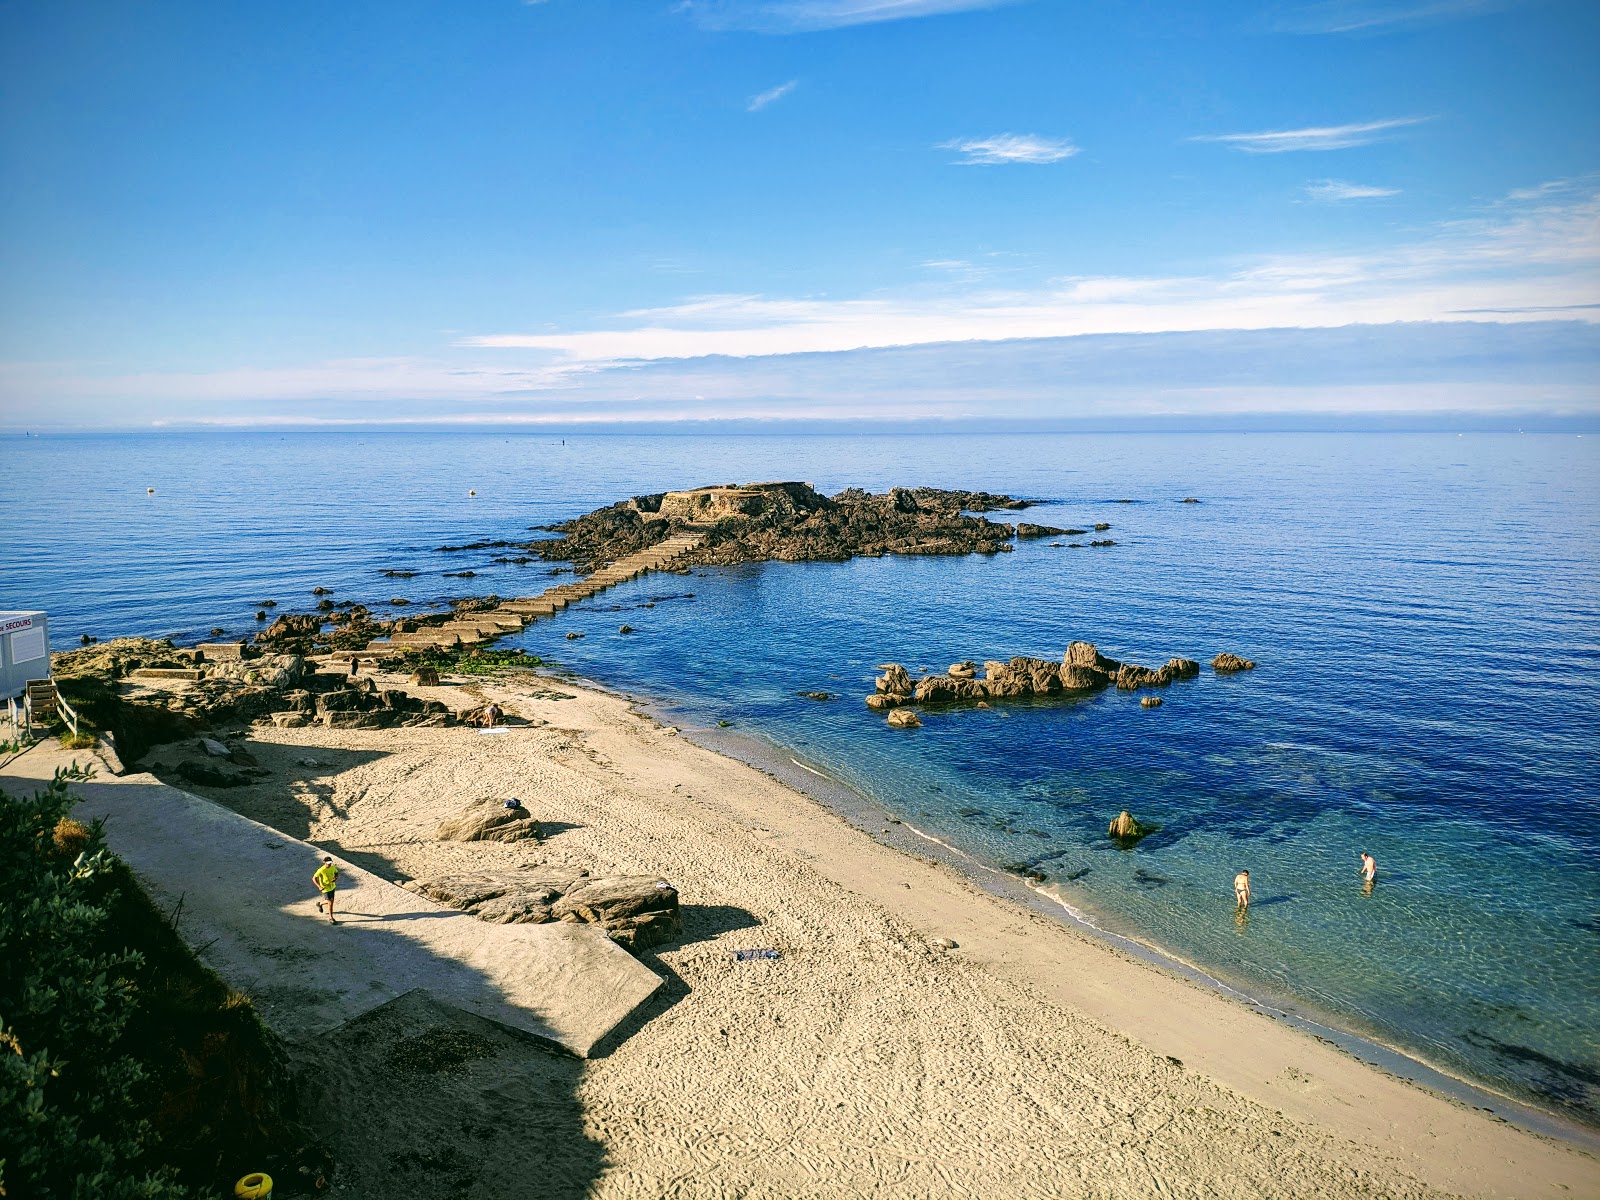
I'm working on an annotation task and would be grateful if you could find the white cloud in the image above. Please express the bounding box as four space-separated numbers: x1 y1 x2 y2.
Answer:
1196 116 1429 153
1306 179 1401 201
681 0 1016 33
1271 0 1510 34
748 80 799 111
940 134 1078 165
457 185 1600 363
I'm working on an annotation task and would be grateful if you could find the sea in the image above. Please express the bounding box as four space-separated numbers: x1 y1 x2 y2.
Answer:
3 430 1598 1128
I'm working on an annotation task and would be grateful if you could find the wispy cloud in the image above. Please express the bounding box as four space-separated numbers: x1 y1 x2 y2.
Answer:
1306 179 1401 201
1197 116 1429 153
747 80 799 111
940 134 1078 165
457 185 1600 362
681 0 1016 33
1270 0 1511 34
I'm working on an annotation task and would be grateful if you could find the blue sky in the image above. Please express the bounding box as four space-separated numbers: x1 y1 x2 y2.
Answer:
1 0 1596 428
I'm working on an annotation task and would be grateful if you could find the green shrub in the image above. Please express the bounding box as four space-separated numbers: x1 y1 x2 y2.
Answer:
0 767 189 1199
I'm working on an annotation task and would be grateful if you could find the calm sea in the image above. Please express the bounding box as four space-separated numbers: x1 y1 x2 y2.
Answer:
4 431 1598 1125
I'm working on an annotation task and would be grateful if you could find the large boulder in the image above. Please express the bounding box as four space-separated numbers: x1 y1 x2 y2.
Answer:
914 675 987 703
551 876 682 950
1065 641 1121 673
405 866 586 924
886 709 923 728
875 663 914 697
947 661 977 679
1212 652 1256 673
435 798 542 844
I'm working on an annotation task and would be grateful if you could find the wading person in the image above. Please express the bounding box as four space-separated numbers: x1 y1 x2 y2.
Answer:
314 855 340 924
1359 851 1377 883
1233 869 1251 910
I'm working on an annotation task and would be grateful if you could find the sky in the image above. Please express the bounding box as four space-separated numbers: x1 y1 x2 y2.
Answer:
0 0 1596 430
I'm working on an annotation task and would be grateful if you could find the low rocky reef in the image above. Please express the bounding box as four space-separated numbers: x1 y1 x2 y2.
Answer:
865 643 1256 719
520 482 1053 570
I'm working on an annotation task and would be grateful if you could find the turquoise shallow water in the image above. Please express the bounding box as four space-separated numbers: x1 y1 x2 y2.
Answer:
3 430 1598 1122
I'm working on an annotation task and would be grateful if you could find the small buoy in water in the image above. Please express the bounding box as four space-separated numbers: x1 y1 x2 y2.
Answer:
468 489 477 496
147 487 154 494
234 1172 272 1199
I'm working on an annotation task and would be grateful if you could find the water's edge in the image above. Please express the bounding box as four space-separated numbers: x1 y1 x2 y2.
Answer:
565 669 1600 1152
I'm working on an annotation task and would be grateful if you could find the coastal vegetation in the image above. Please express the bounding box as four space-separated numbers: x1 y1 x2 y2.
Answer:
0 767 303 1197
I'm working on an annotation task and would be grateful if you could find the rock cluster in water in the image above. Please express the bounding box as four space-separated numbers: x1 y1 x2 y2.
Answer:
526 482 1044 570
864 641 1258 719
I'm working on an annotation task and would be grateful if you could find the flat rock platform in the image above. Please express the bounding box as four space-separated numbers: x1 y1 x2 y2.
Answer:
1 744 661 1057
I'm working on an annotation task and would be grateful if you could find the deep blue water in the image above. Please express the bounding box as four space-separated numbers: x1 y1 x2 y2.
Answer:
3 431 1598 1123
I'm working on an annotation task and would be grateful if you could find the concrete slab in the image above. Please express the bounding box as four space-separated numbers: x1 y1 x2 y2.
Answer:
0 747 661 1057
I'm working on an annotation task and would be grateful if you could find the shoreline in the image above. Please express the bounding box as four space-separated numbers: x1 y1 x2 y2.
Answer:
656 700 1600 1152
29 654 1600 1196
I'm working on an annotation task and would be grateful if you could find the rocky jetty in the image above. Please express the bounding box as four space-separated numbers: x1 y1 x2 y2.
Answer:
527 482 1043 570
865 642 1211 712
405 869 682 950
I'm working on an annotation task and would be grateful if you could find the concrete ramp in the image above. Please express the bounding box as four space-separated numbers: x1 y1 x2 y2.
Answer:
1 748 661 1057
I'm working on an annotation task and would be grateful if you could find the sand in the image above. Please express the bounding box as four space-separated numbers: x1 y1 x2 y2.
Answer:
129 668 1598 1198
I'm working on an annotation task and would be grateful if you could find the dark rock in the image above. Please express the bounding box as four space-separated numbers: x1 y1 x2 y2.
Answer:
255 610 268 621
802 691 834 701
1015 523 1069 539
436 798 542 843
566 631 584 640
311 587 333 596
552 875 682 950
1093 523 1111 531
176 760 255 788
389 597 411 606
209 627 225 637
1181 497 1200 503
409 667 439 686
618 624 634 634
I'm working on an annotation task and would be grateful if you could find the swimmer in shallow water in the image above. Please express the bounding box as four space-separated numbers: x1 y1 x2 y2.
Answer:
1234 869 1251 909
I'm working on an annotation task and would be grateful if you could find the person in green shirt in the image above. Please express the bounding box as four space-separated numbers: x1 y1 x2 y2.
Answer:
313 856 340 924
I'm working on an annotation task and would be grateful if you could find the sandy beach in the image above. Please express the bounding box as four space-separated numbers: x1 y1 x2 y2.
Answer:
111 663 1592 1200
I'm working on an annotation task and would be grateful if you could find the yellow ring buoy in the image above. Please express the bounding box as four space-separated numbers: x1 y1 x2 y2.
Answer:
235 1172 272 1199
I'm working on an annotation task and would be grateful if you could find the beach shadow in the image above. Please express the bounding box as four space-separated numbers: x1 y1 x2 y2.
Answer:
293 989 604 1199
677 903 762 943
585 904 762 1060
538 820 585 839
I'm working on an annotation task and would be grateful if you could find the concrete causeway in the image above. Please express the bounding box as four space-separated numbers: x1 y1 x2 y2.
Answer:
1 743 662 1057
366 530 707 653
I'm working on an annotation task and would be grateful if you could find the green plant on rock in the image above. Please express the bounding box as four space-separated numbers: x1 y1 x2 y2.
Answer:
0 767 189 1199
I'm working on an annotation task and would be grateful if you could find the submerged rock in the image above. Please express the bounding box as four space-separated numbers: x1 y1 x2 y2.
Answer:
1108 811 1146 842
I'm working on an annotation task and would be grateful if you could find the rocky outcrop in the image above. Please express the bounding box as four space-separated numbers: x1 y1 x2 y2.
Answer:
886 709 923 728
1212 652 1256 673
256 613 323 645
1014 523 1069 539
405 866 588 925
875 663 914 698
866 642 1224 714
435 798 542 844
1108 811 1146 842
532 483 1044 570
551 876 682 950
